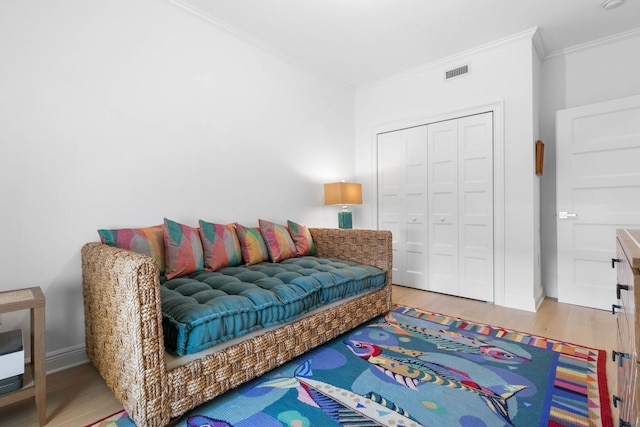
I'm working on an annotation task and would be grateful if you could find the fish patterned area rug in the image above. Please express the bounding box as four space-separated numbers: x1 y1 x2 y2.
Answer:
89 305 612 427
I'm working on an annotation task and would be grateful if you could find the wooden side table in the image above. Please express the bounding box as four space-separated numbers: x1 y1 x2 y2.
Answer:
0 287 46 425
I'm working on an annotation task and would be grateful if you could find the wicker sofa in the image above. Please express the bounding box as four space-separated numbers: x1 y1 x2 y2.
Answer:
81 227 392 427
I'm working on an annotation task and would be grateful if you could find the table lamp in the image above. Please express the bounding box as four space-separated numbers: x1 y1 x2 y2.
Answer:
323 182 362 229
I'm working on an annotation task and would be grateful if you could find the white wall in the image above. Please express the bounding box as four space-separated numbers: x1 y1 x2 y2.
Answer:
0 0 355 370
540 31 640 298
355 31 541 311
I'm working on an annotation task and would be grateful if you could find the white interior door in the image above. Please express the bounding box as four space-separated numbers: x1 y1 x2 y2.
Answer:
458 113 494 301
428 113 494 301
557 95 640 310
427 119 459 294
378 126 428 289
404 126 429 288
378 130 404 283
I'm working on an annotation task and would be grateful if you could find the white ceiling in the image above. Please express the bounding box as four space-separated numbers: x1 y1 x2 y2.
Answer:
171 0 640 88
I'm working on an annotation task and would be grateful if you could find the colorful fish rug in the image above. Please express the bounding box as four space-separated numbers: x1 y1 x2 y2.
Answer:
92 305 612 427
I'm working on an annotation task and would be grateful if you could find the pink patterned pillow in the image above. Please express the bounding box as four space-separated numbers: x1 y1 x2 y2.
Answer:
163 218 204 280
287 220 316 256
198 220 242 271
259 218 298 263
234 223 270 265
97 225 166 274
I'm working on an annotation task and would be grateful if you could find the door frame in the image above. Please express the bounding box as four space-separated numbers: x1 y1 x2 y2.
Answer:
371 100 505 306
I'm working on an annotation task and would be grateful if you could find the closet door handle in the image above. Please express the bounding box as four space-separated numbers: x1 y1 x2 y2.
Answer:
612 304 621 314
617 284 629 299
612 258 621 268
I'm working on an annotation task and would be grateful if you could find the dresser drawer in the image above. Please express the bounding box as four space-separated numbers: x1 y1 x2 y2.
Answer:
615 229 640 427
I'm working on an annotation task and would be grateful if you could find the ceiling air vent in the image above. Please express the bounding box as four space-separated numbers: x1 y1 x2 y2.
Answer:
444 64 470 81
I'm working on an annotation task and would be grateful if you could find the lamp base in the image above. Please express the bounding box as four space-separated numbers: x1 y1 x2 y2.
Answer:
338 211 352 229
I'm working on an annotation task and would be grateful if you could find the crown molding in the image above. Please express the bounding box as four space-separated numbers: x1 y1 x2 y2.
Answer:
532 28 547 59
167 0 354 91
358 27 540 93
168 0 280 56
545 27 640 59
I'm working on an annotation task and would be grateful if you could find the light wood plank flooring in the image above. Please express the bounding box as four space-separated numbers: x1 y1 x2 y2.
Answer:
0 286 618 426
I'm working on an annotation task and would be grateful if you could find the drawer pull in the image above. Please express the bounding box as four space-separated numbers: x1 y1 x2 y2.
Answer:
612 258 621 268
613 395 623 408
612 304 622 314
613 351 630 367
616 284 629 299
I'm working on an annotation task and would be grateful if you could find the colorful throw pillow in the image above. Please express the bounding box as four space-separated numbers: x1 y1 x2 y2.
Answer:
235 223 270 265
259 218 298 263
163 218 204 280
98 225 166 274
198 220 242 271
287 220 316 256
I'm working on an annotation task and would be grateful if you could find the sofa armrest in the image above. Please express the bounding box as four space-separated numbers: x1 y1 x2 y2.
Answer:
308 228 393 282
81 242 169 427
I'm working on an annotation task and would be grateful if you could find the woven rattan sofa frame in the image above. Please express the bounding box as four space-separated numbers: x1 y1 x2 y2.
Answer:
81 228 392 427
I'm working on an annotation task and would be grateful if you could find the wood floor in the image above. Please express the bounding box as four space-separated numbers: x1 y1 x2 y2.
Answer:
0 286 618 427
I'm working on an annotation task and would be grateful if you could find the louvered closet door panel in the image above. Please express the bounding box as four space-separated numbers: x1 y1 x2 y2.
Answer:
378 131 405 283
458 113 494 302
428 119 459 295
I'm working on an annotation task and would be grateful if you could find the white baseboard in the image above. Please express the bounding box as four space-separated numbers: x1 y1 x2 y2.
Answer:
503 294 539 312
42 344 89 374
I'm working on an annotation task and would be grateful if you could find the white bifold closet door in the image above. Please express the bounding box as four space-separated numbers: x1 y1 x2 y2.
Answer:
377 112 494 301
377 125 429 290
427 113 494 301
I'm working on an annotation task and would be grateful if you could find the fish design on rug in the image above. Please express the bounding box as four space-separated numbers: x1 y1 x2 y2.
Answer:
186 415 233 427
344 339 527 426
258 359 424 427
374 312 531 364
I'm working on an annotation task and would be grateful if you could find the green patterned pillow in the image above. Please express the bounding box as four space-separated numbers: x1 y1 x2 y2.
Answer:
198 220 242 271
97 225 166 274
259 218 298 263
163 218 204 279
235 223 270 265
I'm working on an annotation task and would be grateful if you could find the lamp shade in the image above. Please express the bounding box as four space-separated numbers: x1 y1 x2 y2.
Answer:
323 182 362 206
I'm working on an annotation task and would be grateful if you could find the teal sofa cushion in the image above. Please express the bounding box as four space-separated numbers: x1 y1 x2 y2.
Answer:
160 256 386 356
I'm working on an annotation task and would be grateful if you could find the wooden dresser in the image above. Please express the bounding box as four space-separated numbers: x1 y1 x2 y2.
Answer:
614 229 640 427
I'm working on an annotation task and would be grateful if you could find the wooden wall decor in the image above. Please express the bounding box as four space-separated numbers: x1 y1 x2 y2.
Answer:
535 140 544 176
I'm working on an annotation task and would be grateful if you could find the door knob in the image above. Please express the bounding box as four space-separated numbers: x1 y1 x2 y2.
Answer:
558 212 577 219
